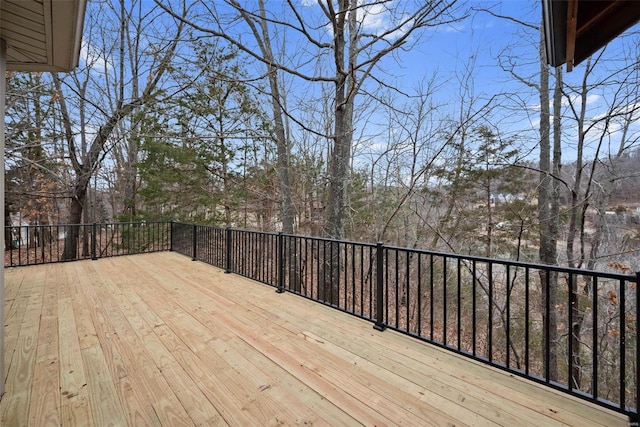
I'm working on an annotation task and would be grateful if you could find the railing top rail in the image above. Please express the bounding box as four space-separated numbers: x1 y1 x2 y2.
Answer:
383 243 638 282
175 223 281 238
173 222 378 248
280 233 378 248
5 220 638 421
230 228 279 237
7 221 168 227
169 222 638 280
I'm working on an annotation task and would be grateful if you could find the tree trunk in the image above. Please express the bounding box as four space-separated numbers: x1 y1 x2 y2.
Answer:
55 2 186 259
538 27 558 381
320 0 357 305
564 57 591 390
254 0 299 290
63 183 87 260
254 1 295 235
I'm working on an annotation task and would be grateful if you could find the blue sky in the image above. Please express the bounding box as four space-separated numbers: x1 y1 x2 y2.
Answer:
253 0 640 169
399 1 640 162
398 2 539 86
78 0 640 166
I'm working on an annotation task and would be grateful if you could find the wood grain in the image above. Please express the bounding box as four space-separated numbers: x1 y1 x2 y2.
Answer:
1 252 630 426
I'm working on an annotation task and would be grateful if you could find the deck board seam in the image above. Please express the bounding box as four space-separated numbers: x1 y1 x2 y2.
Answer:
2 253 630 427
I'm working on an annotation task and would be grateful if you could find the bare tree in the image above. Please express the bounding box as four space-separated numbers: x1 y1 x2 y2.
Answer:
158 0 460 235
560 37 640 388
536 23 563 382
231 0 296 234
483 6 563 381
157 0 462 303
54 0 188 259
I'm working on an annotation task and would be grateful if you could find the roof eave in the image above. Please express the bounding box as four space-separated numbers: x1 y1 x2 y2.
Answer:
542 0 640 71
5 0 87 72
542 0 566 68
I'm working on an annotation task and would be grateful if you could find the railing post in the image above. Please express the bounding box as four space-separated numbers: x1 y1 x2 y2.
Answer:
191 224 197 261
91 222 97 260
40 225 45 262
224 226 232 274
276 232 285 293
169 220 174 252
373 241 386 331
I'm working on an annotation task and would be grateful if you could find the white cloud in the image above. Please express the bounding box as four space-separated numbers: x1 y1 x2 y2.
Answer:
529 93 601 113
360 3 387 33
585 94 600 105
610 100 640 118
80 41 113 73
315 1 412 41
562 93 600 107
442 23 465 33
358 2 411 41
587 101 640 141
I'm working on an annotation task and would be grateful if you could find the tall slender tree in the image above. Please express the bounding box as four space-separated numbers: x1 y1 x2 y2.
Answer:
157 0 461 238
54 0 188 259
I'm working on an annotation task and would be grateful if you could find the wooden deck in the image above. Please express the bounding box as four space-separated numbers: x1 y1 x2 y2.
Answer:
1 252 629 426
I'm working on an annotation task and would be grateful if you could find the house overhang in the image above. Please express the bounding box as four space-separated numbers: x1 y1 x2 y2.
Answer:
542 0 640 71
1 0 87 72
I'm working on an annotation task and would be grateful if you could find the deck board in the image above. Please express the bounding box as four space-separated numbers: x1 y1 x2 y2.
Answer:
1 252 631 426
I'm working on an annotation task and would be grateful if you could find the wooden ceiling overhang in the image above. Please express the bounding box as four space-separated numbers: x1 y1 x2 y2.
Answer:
543 0 640 71
1 0 87 72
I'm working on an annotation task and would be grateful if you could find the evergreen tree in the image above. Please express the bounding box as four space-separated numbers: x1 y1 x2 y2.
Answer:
431 126 535 258
138 42 271 225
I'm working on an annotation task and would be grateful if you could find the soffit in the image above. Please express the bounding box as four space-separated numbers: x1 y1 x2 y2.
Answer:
543 0 640 71
1 0 86 72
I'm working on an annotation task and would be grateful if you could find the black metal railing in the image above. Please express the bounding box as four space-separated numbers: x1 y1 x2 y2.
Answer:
5 220 639 423
171 223 380 320
376 245 639 422
4 221 170 266
170 222 639 423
